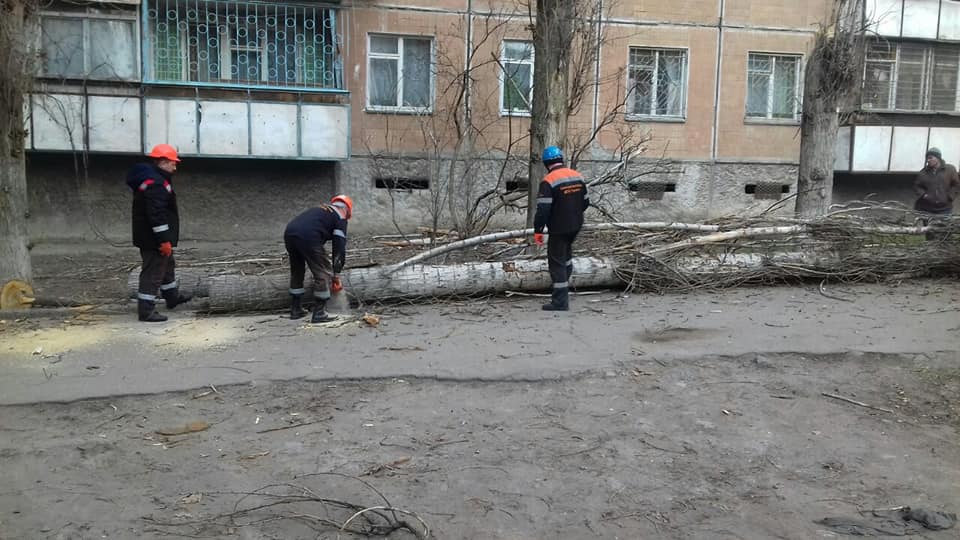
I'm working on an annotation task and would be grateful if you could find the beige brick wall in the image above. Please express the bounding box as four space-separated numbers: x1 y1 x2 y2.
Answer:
715 30 815 161
595 25 718 160
608 0 719 25
723 0 829 30
345 0 826 164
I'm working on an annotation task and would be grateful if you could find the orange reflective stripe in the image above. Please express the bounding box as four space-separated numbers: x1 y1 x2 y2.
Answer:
544 168 583 185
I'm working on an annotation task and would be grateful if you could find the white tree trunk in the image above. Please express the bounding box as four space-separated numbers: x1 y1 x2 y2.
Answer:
205 257 621 313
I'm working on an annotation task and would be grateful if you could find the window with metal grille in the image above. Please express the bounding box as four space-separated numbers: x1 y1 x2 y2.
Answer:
367 34 433 111
863 40 960 112
40 11 138 81
746 53 802 121
500 40 534 115
145 0 343 91
626 47 687 119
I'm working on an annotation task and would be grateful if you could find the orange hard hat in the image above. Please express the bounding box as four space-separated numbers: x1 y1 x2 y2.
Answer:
148 144 181 162
330 194 353 219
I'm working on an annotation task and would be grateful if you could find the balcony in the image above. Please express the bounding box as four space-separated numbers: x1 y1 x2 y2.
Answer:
144 0 344 93
30 0 349 160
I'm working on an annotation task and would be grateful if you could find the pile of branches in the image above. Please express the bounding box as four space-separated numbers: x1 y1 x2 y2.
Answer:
590 208 960 293
125 205 959 311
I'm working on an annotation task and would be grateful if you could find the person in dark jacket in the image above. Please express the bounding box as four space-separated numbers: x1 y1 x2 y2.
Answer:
284 195 353 323
533 146 589 311
915 147 960 240
127 144 191 322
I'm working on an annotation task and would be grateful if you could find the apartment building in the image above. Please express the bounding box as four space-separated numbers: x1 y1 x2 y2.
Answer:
836 0 960 204
25 0 937 243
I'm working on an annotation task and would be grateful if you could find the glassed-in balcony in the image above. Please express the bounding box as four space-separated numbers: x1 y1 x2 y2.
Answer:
144 0 344 92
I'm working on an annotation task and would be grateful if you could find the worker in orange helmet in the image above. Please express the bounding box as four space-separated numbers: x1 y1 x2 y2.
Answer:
126 143 191 322
283 195 353 323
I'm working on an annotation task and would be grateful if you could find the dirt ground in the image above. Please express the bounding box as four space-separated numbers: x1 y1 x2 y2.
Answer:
3 241 959 539
1 351 959 539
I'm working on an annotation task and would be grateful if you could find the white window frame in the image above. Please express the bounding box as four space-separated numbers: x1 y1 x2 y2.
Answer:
218 24 269 83
745 52 803 122
39 10 140 81
862 42 898 110
366 33 435 113
499 39 534 117
862 41 960 112
625 46 689 121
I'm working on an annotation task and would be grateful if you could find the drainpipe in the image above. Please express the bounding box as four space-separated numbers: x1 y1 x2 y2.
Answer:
710 0 724 162
591 0 603 139
708 0 725 216
465 0 473 128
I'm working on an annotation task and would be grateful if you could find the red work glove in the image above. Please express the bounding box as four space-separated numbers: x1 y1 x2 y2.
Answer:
331 276 343 293
533 233 544 246
159 242 173 257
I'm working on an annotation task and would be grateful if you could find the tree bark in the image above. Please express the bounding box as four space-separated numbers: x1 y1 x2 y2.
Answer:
795 55 839 218
0 0 33 287
205 257 622 312
796 0 864 217
528 0 576 226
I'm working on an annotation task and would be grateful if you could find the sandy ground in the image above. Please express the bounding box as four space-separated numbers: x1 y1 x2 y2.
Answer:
1 255 959 538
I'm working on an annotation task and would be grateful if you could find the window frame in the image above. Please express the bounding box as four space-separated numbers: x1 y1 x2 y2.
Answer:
39 10 141 82
745 51 803 123
624 46 689 122
365 33 435 114
499 39 534 117
862 40 960 112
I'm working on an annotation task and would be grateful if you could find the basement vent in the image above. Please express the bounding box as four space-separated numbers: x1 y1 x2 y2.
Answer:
745 183 790 200
505 178 529 193
375 177 430 190
628 182 677 200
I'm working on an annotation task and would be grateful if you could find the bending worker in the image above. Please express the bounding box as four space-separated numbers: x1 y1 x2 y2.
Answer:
283 195 353 323
533 146 589 311
127 144 192 322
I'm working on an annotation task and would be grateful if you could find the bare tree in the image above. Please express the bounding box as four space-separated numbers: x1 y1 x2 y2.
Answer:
795 0 865 217
363 5 531 240
367 0 659 237
0 0 37 288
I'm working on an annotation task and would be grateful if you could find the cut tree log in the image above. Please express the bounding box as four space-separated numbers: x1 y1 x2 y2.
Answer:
125 268 215 299
205 257 621 313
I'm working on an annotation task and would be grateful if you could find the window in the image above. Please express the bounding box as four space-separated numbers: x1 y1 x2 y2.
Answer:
863 40 960 112
146 0 343 90
746 53 801 121
500 40 534 115
367 35 433 111
40 13 138 80
626 47 687 119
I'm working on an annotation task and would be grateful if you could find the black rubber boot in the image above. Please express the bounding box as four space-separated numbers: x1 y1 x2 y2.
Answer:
290 294 307 320
162 288 193 310
138 300 168 322
310 300 337 323
541 287 569 311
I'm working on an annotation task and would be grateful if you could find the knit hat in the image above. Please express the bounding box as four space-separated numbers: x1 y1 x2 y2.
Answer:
926 147 942 160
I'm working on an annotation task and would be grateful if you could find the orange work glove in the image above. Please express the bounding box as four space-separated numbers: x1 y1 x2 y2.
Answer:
533 233 544 246
331 276 343 293
159 241 173 257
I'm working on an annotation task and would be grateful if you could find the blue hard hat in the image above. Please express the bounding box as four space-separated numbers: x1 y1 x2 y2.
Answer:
542 146 563 162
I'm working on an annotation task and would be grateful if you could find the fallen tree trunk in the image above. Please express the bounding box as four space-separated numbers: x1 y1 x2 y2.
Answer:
205 256 621 313
125 268 212 300
121 217 957 313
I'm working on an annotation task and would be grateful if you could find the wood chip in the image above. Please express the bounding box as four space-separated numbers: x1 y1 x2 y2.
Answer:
156 421 210 436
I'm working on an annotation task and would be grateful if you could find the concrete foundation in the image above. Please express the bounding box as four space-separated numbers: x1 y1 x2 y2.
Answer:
26 152 335 244
31 152 923 245
337 156 801 233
